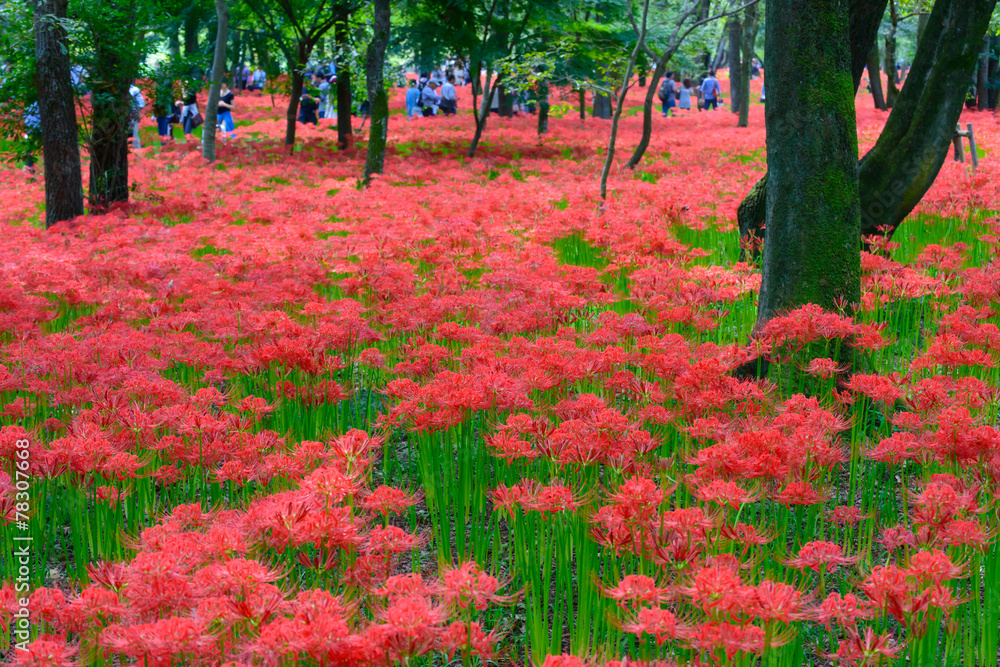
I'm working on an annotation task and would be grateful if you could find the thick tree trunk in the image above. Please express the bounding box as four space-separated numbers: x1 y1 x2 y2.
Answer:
917 12 928 46
990 35 999 109
33 0 84 226
728 19 742 115
626 57 667 169
88 23 133 209
737 0 995 249
867 45 887 110
737 4 757 127
202 0 229 162
977 35 989 110
857 0 996 238
884 2 899 108
849 0 889 87
184 10 199 55
362 0 390 185
498 85 514 117
284 43 309 147
756 0 860 332
335 12 352 150
592 92 612 119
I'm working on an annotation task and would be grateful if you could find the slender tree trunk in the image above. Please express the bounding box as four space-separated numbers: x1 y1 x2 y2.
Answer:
601 0 649 200
728 19 742 114
884 0 899 107
33 0 84 226
626 57 666 169
202 0 228 162
468 71 496 158
756 0 859 333
977 35 989 110
284 43 309 147
362 0 390 185
867 45 887 109
737 4 757 127
578 89 586 119
335 12 353 150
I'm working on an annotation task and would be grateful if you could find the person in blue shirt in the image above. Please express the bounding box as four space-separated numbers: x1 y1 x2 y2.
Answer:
405 79 421 118
700 70 722 110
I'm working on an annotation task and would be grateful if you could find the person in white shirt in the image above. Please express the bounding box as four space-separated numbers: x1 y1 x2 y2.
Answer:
420 81 441 116
129 83 145 149
439 76 457 115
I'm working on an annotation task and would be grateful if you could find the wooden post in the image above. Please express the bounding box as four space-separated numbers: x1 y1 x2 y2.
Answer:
952 123 964 163
966 122 978 170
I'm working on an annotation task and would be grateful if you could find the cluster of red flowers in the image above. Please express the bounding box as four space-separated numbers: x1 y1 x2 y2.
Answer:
1 71 999 666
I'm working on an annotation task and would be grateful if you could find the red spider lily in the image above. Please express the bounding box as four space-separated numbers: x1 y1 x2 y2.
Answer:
783 541 861 574
11 634 78 667
826 627 899 666
597 574 673 609
101 617 216 666
618 606 687 646
816 593 873 630
438 620 501 660
748 580 812 623
437 561 515 616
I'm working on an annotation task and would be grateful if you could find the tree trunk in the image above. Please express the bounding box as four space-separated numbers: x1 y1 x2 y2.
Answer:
498 85 514 117
738 0 997 250
737 4 757 127
917 12 928 46
537 81 549 135
990 34 999 109
578 89 586 119
756 0 860 333
977 35 989 110
727 19 742 114
627 57 666 169
169 25 181 57
88 18 134 209
335 11 352 150
33 0 84 227
202 0 229 162
468 72 496 158
884 1 899 107
867 45 887 110
592 92 612 119
857 0 996 238
601 0 648 201
712 34 727 71
362 0 390 185
284 42 310 147
184 10 199 55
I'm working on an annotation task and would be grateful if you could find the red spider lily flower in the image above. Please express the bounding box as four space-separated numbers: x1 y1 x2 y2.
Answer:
685 621 772 659
748 580 811 623
374 573 433 600
783 541 861 574
680 559 751 619
692 479 761 509
905 549 966 586
28 588 67 626
879 525 917 552
597 574 673 609
816 593 873 630
541 655 588 667
360 485 422 517
826 627 899 666
438 621 501 660
484 430 539 463
772 481 830 506
828 505 870 525
11 634 78 667
366 594 447 663
101 617 216 666
618 606 686 646
437 561 515 616
803 357 848 378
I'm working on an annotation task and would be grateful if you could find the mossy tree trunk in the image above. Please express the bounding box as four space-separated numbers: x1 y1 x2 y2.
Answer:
33 0 84 226
335 9 353 149
727 19 742 115
737 0 996 250
362 0 390 185
977 35 989 110
737 3 757 127
755 0 860 332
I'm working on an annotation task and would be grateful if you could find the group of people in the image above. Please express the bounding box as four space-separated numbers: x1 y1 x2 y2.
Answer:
405 75 459 118
150 77 244 147
658 71 723 116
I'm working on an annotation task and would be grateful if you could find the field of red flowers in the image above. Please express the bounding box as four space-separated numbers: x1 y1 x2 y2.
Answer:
1 73 999 667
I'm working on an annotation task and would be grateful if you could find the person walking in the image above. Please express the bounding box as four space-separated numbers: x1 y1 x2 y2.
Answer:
251 66 266 92
678 77 694 110
439 75 457 115
128 82 145 149
153 74 176 146
174 88 200 142
216 80 236 139
658 73 677 117
316 73 331 119
700 70 722 110
405 79 421 118
298 79 320 125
